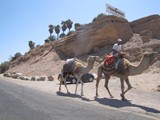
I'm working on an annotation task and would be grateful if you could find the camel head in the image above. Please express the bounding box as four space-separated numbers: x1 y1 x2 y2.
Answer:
87 56 101 63
143 52 159 65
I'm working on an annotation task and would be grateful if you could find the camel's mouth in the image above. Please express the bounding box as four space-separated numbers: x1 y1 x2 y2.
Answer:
147 52 159 65
94 56 103 63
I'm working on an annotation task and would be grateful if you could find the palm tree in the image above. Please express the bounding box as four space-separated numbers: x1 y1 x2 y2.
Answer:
28 40 35 50
74 23 81 31
48 24 54 41
61 21 67 34
66 19 73 32
55 25 60 40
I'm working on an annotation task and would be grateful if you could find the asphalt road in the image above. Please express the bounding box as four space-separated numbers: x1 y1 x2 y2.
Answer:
0 78 157 120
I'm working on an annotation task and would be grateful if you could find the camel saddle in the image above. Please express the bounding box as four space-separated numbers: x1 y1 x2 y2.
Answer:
103 53 126 74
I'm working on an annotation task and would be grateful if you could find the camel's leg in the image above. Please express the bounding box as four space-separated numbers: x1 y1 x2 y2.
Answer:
75 76 79 95
96 67 102 97
124 77 132 94
120 78 126 101
75 75 84 96
59 80 62 92
80 79 84 96
58 74 62 92
63 75 70 93
95 77 101 97
104 75 114 98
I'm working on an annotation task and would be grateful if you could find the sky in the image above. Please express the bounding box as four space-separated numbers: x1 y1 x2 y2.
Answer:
0 0 159 64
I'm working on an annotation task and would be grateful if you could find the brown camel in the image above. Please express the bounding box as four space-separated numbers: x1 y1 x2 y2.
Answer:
96 52 158 100
58 56 101 96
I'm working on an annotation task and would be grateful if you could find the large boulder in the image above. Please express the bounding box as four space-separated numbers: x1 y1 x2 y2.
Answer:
130 14 160 39
55 15 133 57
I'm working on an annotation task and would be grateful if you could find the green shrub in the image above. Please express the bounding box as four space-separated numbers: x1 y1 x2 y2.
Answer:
67 31 74 36
10 52 22 62
92 13 107 22
0 61 10 73
28 40 35 50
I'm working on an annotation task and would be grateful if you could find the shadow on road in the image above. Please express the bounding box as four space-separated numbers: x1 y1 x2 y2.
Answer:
56 91 90 102
95 97 160 114
56 91 160 114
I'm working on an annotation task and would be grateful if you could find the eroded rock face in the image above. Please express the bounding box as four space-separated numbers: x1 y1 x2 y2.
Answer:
140 30 152 43
130 14 160 39
55 15 133 57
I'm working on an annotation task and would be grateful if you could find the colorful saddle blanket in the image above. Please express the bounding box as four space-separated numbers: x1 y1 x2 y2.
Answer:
105 54 115 65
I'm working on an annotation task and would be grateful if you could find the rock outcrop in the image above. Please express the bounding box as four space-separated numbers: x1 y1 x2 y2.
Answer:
130 14 160 39
55 15 133 57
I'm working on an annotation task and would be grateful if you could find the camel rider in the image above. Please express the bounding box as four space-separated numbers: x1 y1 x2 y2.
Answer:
112 38 123 69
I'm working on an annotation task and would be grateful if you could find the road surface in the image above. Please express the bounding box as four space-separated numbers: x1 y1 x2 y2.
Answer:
0 78 157 120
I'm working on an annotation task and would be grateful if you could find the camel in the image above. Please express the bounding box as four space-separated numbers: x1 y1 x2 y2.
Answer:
95 52 158 100
58 56 101 96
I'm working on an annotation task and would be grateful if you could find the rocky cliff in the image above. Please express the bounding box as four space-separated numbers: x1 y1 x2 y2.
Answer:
55 15 133 57
130 14 160 39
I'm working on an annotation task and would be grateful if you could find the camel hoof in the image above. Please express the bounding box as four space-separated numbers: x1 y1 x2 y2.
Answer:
120 94 126 101
95 94 99 98
111 95 114 99
122 98 127 101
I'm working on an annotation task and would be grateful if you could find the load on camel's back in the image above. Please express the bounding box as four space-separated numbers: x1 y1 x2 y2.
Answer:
63 58 77 74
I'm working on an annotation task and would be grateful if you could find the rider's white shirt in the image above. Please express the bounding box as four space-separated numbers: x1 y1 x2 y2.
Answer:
113 43 122 52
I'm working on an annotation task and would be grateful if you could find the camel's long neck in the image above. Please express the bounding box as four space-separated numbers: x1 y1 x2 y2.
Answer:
129 56 151 76
84 61 94 73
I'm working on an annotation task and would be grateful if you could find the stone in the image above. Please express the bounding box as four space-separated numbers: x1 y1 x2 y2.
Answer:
3 72 11 77
10 73 18 79
48 76 54 81
31 77 36 81
130 14 160 39
37 77 45 81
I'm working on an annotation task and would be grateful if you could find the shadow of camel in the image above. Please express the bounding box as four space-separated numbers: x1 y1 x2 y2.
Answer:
56 91 90 102
95 97 160 114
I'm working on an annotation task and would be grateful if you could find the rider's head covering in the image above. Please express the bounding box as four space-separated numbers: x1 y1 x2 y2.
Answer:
117 38 122 42
117 38 122 43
